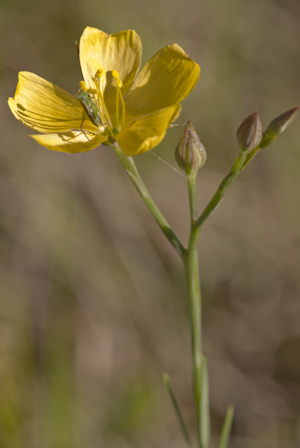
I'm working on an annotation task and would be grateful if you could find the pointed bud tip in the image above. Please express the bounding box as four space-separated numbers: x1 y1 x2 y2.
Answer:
237 111 262 151
260 106 299 148
175 120 206 174
267 106 299 135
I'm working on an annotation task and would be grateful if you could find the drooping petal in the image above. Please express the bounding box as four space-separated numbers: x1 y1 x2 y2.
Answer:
125 44 200 122
31 131 107 153
116 105 181 156
79 27 142 97
8 72 98 134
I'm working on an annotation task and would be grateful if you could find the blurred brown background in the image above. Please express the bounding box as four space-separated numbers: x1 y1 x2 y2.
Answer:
0 0 300 447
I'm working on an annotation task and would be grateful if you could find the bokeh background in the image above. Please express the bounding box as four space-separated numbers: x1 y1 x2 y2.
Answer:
0 0 300 447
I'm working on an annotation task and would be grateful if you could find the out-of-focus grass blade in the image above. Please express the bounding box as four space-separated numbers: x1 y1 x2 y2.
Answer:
163 373 193 448
200 354 210 448
218 404 234 448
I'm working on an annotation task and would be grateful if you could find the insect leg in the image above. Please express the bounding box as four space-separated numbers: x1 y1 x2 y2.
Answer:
79 110 91 141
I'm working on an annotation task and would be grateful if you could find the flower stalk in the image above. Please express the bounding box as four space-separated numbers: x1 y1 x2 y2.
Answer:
185 171 204 446
195 149 248 230
110 139 186 257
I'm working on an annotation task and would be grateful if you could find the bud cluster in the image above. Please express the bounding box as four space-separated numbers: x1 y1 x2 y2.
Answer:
237 107 299 151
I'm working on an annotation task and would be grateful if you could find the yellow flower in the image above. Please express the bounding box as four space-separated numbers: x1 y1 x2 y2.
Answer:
8 27 200 156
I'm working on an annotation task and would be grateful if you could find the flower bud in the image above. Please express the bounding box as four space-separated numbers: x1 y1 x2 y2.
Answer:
260 107 299 148
175 120 206 174
237 111 262 152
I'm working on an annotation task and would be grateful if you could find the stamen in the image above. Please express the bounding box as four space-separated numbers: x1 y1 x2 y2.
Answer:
87 88 98 95
79 80 88 92
92 69 113 132
112 70 123 88
111 70 125 132
95 69 104 78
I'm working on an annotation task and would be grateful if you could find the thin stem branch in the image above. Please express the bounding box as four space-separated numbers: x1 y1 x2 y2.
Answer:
111 141 186 257
240 146 261 171
195 150 248 229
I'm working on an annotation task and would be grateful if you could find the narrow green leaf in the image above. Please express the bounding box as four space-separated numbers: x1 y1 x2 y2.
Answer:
200 355 210 448
218 405 234 448
163 373 193 448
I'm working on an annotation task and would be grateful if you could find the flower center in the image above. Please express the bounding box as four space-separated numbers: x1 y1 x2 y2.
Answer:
89 71 111 132
78 80 106 132
89 68 126 137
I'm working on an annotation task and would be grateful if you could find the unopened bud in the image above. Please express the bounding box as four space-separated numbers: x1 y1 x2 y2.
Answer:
260 107 299 148
237 111 262 152
175 120 206 174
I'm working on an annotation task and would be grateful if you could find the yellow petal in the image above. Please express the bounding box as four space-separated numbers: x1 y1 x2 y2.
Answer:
116 105 181 156
125 44 200 122
31 131 107 153
8 72 98 134
79 27 142 97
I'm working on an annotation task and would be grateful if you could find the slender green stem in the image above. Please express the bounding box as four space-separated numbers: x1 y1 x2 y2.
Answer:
111 140 186 256
183 149 250 447
184 149 250 446
184 172 203 447
187 172 198 224
184 233 202 447
195 150 248 229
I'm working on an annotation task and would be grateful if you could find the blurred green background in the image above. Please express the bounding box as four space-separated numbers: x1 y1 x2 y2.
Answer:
0 0 300 447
